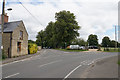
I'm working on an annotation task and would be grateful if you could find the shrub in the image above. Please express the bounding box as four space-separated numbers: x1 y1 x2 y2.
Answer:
2 50 7 59
28 43 38 54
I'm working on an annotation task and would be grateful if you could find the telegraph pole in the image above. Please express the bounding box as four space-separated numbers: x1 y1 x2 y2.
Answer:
115 25 117 49
1 0 5 53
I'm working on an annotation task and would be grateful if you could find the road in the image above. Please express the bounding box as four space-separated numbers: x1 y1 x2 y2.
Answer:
2 49 118 79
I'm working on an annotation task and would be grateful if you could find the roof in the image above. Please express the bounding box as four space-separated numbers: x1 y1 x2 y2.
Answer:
0 20 22 32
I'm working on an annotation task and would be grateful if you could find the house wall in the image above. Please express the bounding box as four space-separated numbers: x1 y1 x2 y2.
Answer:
11 23 28 57
2 33 11 57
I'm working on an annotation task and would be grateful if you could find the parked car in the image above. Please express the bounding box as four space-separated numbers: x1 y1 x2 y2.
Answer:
70 45 79 49
79 46 85 50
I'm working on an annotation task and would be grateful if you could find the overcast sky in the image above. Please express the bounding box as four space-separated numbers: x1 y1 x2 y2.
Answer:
0 0 119 43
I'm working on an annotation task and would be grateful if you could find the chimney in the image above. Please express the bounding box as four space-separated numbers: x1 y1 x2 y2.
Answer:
0 13 9 24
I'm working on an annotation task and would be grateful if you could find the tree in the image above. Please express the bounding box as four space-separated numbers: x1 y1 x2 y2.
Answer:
102 36 110 47
72 38 88 46
109 40 120 48
109 40 115 47
36 10 80 49
87 34 98 46
54 10 80 48
44 21 56 48
36 30 45 48
28 40 35 44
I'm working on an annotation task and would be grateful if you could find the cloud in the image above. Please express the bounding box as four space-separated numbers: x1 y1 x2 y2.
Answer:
0 0 119 43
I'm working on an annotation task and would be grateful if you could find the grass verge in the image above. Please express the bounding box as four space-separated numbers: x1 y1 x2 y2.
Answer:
101 48 120 52
118 61 120 65
56 49 88 52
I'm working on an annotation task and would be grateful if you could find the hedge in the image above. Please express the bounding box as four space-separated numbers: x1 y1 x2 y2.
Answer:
28 43 38 54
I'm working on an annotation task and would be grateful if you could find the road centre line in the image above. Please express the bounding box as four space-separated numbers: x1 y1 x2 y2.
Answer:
63 64 82 80
38 60 62 68
4 73 20 78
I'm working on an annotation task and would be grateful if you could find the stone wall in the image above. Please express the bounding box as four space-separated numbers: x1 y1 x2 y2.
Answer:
2 33 11 57
11 22 28 57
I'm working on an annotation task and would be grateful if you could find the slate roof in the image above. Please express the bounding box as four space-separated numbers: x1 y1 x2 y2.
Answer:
0 20 22 32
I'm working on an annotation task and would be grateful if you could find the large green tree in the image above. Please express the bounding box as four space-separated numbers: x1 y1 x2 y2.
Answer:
36 10 80 48
87 34 98 46
102 36 110 47
54 10 80 48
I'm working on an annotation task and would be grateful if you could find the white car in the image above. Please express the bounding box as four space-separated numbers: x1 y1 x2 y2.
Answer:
70 45 79 49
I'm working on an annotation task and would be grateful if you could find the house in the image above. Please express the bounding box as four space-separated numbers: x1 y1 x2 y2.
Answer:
0 14 28 58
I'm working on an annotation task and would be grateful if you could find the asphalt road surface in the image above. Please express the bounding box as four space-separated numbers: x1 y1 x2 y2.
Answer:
2 49 118 79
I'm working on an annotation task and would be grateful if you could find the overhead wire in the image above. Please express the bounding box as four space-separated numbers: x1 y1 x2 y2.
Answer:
18 0 44 27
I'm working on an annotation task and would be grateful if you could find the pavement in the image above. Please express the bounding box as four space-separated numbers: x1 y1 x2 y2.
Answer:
2 50 42 64
1 49 119 79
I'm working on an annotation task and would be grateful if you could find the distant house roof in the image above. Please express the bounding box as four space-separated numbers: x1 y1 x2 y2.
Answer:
0 20 22 32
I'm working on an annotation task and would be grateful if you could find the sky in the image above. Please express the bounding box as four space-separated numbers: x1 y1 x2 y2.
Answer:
0 0 119 43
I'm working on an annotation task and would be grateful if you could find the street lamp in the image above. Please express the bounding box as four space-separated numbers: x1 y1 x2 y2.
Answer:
7 8 12 11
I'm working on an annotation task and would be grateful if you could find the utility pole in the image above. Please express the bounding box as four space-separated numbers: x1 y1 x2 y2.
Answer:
115 25 117 49
1 0 5 53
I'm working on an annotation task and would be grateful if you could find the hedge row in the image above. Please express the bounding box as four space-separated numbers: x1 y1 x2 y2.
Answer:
28 43 38 54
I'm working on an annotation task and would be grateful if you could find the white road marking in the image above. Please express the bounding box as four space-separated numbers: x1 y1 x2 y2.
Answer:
87 61 94 65
81 60 95 66
63 64 82 80
5 73 19 78
2 60 20 66
38 60 62 68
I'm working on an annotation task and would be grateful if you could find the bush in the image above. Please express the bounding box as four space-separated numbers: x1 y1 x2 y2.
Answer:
28 43 38 54
2 50 7 59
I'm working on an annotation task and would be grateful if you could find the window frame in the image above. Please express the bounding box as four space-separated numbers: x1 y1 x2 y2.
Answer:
20 30 23 40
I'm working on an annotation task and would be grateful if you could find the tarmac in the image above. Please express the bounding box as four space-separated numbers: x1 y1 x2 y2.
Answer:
82 55 119 78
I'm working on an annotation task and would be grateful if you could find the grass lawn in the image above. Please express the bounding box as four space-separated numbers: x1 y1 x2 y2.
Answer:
101 47 120 52
56 49 88 52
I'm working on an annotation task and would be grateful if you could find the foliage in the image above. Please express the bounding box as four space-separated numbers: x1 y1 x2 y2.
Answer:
109 40 120 48
2 50 7 59
28 40 36 44
71 38 88 46
118 61 120 65
102 36 110 47
101 36 120 48
36 30 45 48
87 34 98 46
36 10 80 49
28 43 38 54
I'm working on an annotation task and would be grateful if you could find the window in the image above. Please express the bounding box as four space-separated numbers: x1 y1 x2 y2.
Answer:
17 42 21 52
20 31 23 40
